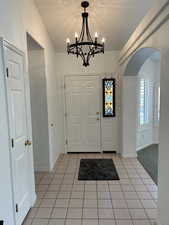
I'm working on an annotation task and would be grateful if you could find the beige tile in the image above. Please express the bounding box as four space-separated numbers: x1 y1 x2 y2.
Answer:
60 185 73 191
85 185 97 192
137 192 153 200
48 219 65 225
97 184 109 192
72 185 84 191
129 209 148 219
67 208 83 219
98 208 114 219
116 220 133 225
124 192 138 200
36 208 52 219
71 191 84 199
134 185 147 192
121 184 135 192
55 199 69 207
145 209 157 219
37 185 49 192
85 192 97 199
114 209 131 219
126 199 143 209
51 208 67 219
65 219 82 225
69 199 83 207
44 192 57 199
98 192 111 199
82 220 99 225
110 192 124 200
84 199 98 208
146 185 158 192
40 199 55 208
27 208 38 218
133 220 151 225
83 208 98 219
99 220 116 225
36 192 46 199
57 192 71 199
109 185 121 191
141 200 157 209
31 219 48 225
98 199 112 208
112 199 127 208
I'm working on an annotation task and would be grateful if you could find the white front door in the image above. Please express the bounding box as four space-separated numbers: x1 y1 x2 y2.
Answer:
4 46 30 225
65 76 101 152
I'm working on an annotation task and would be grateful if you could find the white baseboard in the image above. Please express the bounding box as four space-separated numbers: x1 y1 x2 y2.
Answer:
50 152 60 172
122 152 137 158
31 192 37 207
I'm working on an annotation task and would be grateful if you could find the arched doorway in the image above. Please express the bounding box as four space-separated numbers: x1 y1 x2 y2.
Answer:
121 48 161 159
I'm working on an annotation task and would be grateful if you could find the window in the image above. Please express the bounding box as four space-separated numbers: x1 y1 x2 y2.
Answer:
139 79 149 126
102 78 115 117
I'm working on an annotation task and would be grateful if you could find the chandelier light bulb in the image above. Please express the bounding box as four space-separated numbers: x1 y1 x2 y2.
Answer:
95 32 98 38
66 38 70 44
75 32 78 38
102 37 105 43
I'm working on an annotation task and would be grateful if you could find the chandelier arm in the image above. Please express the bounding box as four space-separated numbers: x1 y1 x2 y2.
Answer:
86 16 93 42
79 15 85 42
86 48 94 66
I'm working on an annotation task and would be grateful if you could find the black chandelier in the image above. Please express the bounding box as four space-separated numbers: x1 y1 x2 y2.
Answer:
66 1 105 67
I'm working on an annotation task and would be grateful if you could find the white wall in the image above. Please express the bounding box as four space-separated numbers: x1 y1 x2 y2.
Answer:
55 51 120 153
28 43 50 172
122 75 138 158
0 0 60 224
136 57 160 150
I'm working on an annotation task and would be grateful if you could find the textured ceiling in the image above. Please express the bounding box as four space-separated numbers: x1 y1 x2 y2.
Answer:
35 0 154 52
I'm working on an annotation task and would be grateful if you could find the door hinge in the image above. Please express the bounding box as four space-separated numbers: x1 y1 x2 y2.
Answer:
15 204 19 213
11 138 14 148
64 83 66 89
66 139 68 145
6 67 9 77
65 112 67 117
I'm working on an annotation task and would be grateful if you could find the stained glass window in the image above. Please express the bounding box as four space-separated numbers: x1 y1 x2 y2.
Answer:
103 78 115 117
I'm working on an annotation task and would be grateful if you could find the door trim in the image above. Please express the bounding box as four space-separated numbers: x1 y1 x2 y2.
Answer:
63 74 103 154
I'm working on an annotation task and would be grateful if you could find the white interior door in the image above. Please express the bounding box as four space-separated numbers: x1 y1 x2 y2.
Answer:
4 46 30 225
65 76 101 152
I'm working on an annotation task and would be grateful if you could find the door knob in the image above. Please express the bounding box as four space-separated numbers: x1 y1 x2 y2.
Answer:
25 140 28 146
96 118 100 121
96 112 100 115
25 140 32 146
28 140 32 146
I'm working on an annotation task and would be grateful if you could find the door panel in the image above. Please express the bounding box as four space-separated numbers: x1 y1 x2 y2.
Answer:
4 47 30 225
65 76 101 152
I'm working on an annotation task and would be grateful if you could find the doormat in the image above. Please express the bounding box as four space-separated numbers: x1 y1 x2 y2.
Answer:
78 159 120 180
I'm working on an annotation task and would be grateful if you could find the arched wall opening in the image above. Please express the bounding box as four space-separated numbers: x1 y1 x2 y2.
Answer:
121 48 161 161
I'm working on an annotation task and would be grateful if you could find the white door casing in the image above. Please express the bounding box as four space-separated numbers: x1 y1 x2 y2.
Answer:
4 45 31 225
65 76 101 152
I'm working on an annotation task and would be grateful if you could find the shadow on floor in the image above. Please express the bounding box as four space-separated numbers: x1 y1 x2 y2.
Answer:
137 144 159 185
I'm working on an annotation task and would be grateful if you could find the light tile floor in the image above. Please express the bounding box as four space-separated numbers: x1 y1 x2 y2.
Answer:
22 153 158 225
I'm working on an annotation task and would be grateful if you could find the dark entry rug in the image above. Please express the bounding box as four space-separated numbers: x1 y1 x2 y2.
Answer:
78 159 120 180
